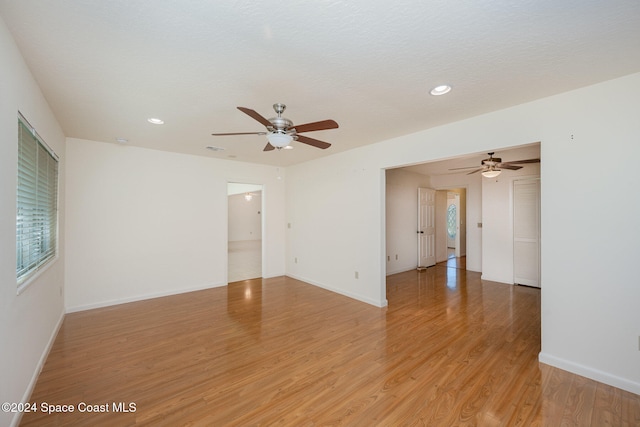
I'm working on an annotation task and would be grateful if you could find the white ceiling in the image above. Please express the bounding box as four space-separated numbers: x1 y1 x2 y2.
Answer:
1 1 639 166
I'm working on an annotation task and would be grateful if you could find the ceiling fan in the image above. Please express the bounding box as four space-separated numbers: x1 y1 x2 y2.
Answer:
449 152 540 178
211 103 338 151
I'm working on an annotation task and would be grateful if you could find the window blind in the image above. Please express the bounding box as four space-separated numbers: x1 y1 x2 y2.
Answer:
16 115 59 285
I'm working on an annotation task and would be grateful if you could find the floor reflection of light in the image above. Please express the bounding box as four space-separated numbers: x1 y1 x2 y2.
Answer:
446 267 457 289
244 288 252 299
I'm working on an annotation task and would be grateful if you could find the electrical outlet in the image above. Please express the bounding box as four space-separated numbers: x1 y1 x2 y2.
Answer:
295 257 298 264
355 271 359 279
395 254 398 260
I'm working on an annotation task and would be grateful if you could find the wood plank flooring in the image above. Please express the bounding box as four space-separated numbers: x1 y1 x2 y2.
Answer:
21 263 640 426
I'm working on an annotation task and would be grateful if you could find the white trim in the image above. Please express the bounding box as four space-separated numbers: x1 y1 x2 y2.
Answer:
286 273 388 308
539 352 640 395
386 266 418 276
65 281 226 313
16 256 59 295
480 274 512 285
11 310 65 427
17 111 59 160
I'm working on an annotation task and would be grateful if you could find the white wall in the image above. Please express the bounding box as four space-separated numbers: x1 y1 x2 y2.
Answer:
286 149 387 306
228 191 262 242
536 75 640 394
285 73 640 394
0 16 66 427
65 139 285 311
385 168 431 275
455 190 467 257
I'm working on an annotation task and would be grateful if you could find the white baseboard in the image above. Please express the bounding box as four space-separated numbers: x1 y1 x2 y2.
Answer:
287 274 387 308
11 309 65 427
66 281 227 313
539 352 640 395
386 266 418 276
480 274 512 285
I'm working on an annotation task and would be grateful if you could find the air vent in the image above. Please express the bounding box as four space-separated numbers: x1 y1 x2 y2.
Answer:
206 146 225 152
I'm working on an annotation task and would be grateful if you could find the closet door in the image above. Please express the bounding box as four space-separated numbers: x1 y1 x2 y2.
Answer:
513 179 540 287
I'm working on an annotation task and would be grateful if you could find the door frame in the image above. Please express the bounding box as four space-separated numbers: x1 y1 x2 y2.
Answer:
435 186 468 264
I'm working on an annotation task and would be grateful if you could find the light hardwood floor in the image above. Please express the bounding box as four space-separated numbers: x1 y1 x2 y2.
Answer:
21 263 639 426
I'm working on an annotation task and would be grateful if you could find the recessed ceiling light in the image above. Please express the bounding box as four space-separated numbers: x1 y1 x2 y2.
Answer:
147 117 164 125
430 84 452 96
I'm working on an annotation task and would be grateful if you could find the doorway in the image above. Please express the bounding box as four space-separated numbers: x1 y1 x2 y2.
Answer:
446 192 461 258
435 188 467 266
227 182 263 283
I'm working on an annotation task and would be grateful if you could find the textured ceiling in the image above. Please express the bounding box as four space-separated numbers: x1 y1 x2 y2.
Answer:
1 0 639 166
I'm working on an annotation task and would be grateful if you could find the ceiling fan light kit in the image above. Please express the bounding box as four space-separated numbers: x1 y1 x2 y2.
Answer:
266 131 293 148
481 168 501 178
212 103 338 152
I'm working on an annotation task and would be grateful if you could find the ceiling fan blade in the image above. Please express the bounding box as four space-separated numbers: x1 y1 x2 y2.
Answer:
237 107 272 128
449 166 479 171
296 134 331 149
467 168 483 175
211 131 267 136
502 158 540 164
499 164 522 170
293 119 339 133
263 143 275 151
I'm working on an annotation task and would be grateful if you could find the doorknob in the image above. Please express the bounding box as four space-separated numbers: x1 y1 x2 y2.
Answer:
417 231 424 234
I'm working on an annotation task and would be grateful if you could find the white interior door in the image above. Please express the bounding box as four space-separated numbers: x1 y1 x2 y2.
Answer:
418 187 436 268
513 179 540 287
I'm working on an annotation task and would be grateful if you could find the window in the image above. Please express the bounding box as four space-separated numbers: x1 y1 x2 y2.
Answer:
16 113 59 287
447 204 457 238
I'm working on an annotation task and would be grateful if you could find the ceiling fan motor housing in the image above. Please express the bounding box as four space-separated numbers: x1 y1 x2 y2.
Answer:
482 153 501 166
268 117 293 133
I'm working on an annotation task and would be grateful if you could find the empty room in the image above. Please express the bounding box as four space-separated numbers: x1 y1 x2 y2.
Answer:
1 1 639 426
